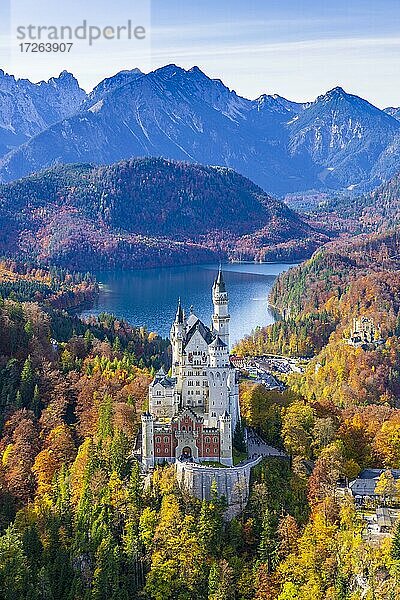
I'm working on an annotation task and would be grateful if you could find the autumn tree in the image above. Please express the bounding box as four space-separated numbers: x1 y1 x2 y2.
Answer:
282 402 315 458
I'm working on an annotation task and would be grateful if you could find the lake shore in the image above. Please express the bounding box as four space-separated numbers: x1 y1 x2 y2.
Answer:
79 262 295 343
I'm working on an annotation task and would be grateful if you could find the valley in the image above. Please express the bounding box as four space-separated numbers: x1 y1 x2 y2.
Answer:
1 58 400 600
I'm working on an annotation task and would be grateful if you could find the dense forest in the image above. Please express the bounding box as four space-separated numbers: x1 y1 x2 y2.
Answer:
0 285 399 598
0 158 327 270
0 259 98 309
233 229 400 486
295 168 400 238
222 224 400 598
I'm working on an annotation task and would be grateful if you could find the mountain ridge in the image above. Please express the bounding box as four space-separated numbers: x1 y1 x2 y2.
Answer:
0 65 399 195
0 69 86 157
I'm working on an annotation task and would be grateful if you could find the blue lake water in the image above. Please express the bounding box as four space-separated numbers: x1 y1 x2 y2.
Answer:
79 262 294 344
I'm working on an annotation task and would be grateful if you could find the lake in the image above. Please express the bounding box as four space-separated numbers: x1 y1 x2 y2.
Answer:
79 262 294 345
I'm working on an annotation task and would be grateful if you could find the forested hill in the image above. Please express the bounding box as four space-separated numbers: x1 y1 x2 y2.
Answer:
0 158 327 269
235 229 400 358
309 168 400 235
362 170 400 228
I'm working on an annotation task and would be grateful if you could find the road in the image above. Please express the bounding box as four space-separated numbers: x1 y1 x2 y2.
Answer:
246 428 288 459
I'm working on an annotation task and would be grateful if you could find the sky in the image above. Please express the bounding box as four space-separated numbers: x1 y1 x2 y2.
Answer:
1 0 399 107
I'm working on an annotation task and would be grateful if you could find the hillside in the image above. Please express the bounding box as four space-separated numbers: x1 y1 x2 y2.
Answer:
1 66 400 194
306 167 400 235
288 87 399 190
235 228 400 403
0 258 98 309
235 228 400 358
0 158 326 270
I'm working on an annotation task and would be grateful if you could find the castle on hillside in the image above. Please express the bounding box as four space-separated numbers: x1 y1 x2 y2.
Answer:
141 268 240 469
348 316 381 347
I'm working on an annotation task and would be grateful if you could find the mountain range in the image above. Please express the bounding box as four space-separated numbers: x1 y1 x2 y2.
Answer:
0 157 326 269
0 65 400 196
0 70 85 157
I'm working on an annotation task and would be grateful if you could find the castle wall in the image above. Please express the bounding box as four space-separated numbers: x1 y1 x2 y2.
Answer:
175 456 262 520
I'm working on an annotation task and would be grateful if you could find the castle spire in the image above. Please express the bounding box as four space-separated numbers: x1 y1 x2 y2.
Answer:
214 264 226 293
212 266 230 349
175 298 184 324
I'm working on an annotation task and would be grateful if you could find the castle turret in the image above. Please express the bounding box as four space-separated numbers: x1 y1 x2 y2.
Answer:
219 411 233 466
171 299 185 376
141 412 155 469
209 336 229 368
212 267 230 349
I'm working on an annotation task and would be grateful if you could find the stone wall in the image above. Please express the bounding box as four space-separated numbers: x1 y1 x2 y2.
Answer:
175 457 262 520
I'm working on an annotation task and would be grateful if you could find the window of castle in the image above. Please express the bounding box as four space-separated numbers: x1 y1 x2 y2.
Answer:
164 437 169 443
156 437 161 443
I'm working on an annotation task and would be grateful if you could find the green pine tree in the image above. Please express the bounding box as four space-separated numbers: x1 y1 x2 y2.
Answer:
20 355 35 408
233 419 246 454
258 507 277 573
31 384 41 418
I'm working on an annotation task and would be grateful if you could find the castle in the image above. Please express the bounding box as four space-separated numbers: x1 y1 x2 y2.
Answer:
348 316 381 347
141 268 240 469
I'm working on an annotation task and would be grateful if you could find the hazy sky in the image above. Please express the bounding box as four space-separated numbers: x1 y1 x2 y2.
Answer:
1 0 400 107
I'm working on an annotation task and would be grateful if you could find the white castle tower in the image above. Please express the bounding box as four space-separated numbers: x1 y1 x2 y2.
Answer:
142 267 240 469
212 266 230 349
141 412 155 470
